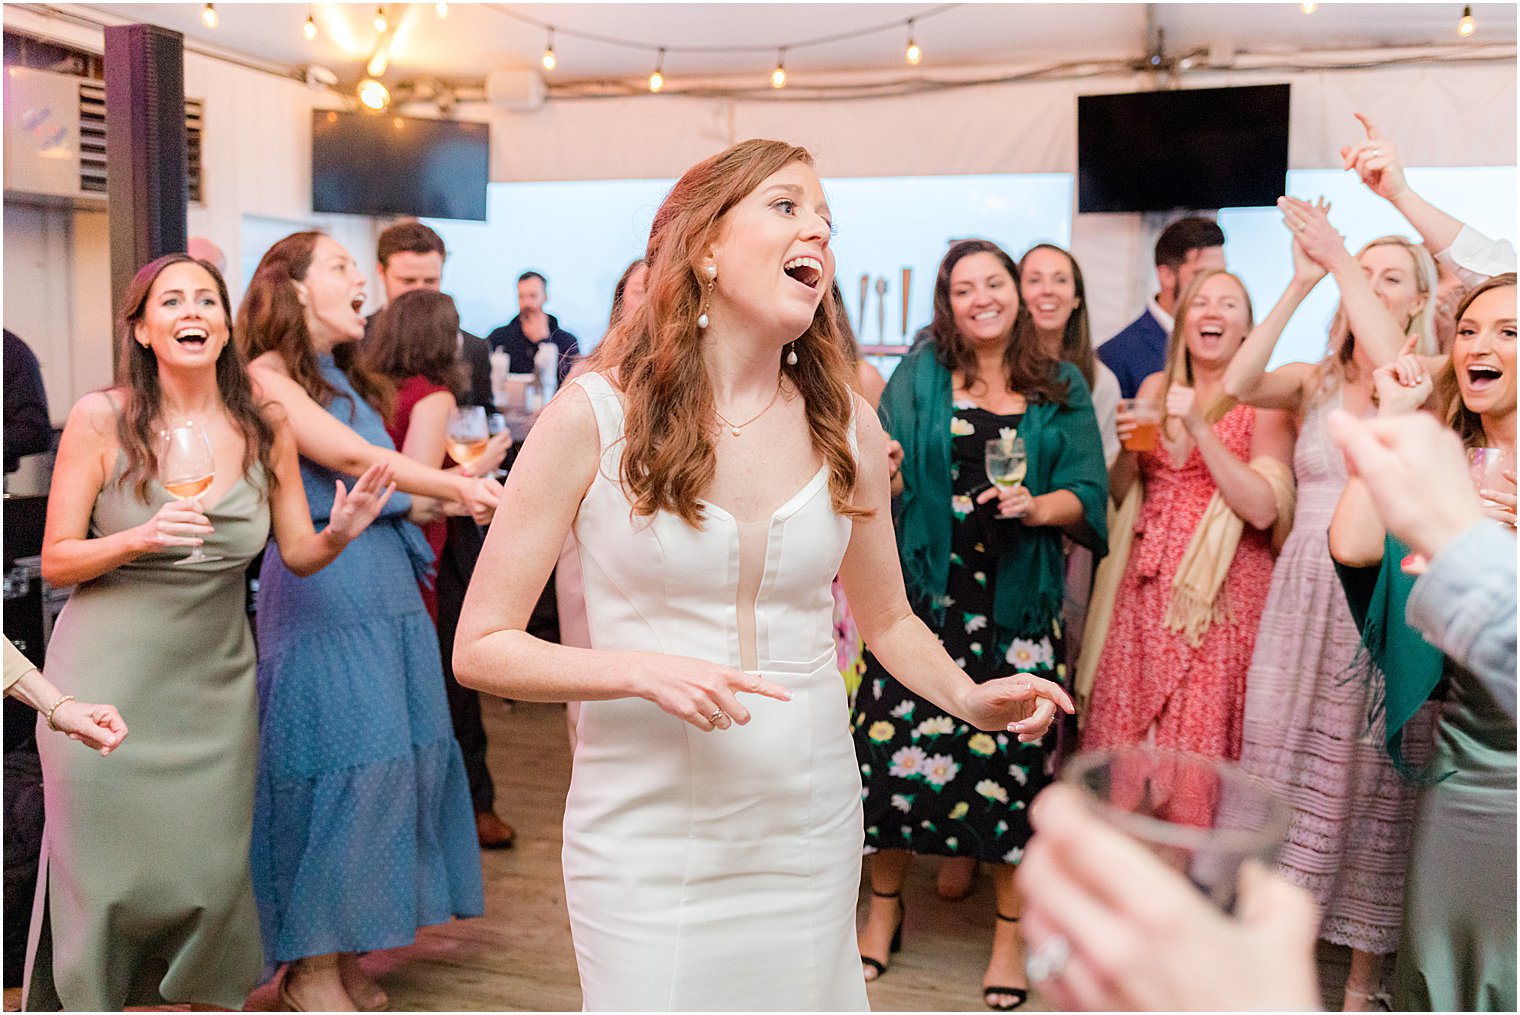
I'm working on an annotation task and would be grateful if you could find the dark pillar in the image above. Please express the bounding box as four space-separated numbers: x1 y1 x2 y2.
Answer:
103 22 188 360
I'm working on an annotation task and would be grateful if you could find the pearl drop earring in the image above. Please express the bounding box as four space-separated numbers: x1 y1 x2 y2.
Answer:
785 342 799 366
698 264 716 330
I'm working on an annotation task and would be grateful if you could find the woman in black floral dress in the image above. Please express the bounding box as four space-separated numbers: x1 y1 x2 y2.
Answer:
854 240 1108 1009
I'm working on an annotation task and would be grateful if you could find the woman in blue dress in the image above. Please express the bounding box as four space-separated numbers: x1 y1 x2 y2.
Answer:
240 232 499 1011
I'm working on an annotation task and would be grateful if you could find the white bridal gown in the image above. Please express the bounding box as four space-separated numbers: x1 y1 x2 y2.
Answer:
563 372 868 1012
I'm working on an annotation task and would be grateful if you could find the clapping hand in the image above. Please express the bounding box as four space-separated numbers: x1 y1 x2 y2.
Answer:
1340 113 1410 203
1165 384 1205 433
958 674 1074 743
1371 335 1434 416
1289 233 1328 288
1277 196 1345 270
326 462 397 544
48 699 129 755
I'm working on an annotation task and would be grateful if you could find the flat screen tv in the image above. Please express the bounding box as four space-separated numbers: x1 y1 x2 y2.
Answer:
312 110 489 221
1077 84 1290 213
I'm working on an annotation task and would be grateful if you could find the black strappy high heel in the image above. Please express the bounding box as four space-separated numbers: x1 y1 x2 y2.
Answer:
859 888 905 981
983 912 1029 1011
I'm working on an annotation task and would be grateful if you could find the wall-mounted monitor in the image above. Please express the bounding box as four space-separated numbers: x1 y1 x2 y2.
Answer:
311 110 489 221
1077 84 1291 213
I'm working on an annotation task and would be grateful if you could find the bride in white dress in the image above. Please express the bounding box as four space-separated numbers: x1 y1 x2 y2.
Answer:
455 139 1073 1011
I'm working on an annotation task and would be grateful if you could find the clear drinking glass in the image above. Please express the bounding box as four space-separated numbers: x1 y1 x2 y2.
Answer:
984 436 1027 490
1468 447 1517 495
446 405 490 469
1061 746 1292 912
1117 397 1164 452
487 412 512 479
159 422 222 565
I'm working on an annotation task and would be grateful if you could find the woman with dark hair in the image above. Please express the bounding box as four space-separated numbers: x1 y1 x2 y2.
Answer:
453 142 1072 1010
1014 243 1119 464
1083 270 1294 773
1330 273 1516 1012
1222 201 1439 1007
240 233 491 1011
26 254 393 1010
852 239 1109 1009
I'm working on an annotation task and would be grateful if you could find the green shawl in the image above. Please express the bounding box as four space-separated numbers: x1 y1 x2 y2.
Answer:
880 345 1109 634
1334 534 1446 775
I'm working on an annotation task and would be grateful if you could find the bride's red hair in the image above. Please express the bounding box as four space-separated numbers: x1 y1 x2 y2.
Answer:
588 139 866 526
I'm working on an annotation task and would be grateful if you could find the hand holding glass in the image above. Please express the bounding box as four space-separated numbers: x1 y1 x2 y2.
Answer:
1117 398 1163 452
1061 746 1291 912
446 406 490 469
159 423 222 564
985 437 1027 490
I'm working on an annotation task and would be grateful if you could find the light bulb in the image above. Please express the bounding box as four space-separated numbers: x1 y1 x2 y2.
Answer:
303 13 317 41
541 47 557 71
436 2 448 17
373 6 388 33
367 51 388 77
1458 5 1475 35
200 3 218 28
1300 2 1317 13
906 41 921 65
649 69 664 93
358 77 390 110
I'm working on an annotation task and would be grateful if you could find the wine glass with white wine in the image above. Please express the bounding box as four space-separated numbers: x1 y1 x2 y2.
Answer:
984 436 1027 492
446 406 490 471
159 422 222 565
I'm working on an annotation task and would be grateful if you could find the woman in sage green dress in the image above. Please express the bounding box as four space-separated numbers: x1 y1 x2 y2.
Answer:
26 254 394 1011
1329 274 1517 1012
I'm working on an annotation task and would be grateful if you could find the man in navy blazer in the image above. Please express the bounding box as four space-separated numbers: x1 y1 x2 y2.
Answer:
1097 218 1226 397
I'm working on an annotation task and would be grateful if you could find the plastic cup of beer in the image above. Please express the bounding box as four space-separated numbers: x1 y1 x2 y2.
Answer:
1118 398 1163 452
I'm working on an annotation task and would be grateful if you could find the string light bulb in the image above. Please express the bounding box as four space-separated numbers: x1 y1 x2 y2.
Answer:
649 48 665 93
373 6 388 33
771 50 787 89
367 50 388 77
303 8 317 41
436 2 448 17
1300 2 1317 13
358 77 390 110
1458 5 1475 35
200 3 218 28
541 29 557 71
905 19 921 65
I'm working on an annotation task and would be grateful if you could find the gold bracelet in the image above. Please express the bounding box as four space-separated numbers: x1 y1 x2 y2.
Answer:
44 694 75 732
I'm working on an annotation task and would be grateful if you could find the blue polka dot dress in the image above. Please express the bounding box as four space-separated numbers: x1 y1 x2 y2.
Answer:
249 357 483 963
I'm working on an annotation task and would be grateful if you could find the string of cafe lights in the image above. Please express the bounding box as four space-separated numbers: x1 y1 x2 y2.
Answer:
186 2 1490 104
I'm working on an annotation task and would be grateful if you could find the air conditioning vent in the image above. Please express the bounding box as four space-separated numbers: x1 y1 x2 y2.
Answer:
78 78 106 194
5 67 204 206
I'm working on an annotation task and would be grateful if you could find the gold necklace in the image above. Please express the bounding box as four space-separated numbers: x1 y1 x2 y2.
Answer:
713 378 783 437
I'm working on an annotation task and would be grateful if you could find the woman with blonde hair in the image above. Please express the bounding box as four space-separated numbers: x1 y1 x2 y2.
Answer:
1329 273 1515 1011
1223 199 1439 1008
1083 270 1294 784
453 140 1072 1010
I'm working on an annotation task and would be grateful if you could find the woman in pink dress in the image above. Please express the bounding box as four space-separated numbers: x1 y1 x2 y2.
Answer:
1083 270 1294 791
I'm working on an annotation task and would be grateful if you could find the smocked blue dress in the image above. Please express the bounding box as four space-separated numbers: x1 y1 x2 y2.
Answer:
250 356 483 963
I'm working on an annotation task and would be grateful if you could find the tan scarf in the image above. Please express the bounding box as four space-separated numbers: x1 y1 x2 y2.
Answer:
1163 456 1296 648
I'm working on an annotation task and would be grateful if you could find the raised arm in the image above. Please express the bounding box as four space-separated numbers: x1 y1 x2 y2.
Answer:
1281 196 1410 367
249 358 499 523
41 392 213 588
452 386 791 732
840 403 1072 740
1222 233 1325 411
1341 114 1516 285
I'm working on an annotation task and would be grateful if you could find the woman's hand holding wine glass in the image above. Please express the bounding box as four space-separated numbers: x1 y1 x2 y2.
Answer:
157 422 222 564
133 498 214 556
976 436 1032 519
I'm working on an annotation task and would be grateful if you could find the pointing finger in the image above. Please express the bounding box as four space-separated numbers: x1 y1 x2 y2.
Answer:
738 673 792 702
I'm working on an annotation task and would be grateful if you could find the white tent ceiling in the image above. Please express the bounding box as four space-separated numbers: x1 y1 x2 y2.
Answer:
73 2 1519 88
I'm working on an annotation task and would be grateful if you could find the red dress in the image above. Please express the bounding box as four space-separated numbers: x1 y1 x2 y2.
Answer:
1083 404 1276 764
384 375 451 623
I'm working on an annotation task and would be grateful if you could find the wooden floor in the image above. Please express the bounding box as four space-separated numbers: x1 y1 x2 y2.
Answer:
5 697 1358 1012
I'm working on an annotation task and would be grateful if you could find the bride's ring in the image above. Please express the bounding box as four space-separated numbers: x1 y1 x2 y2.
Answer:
709 709 729 726
1026 932 1071 983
